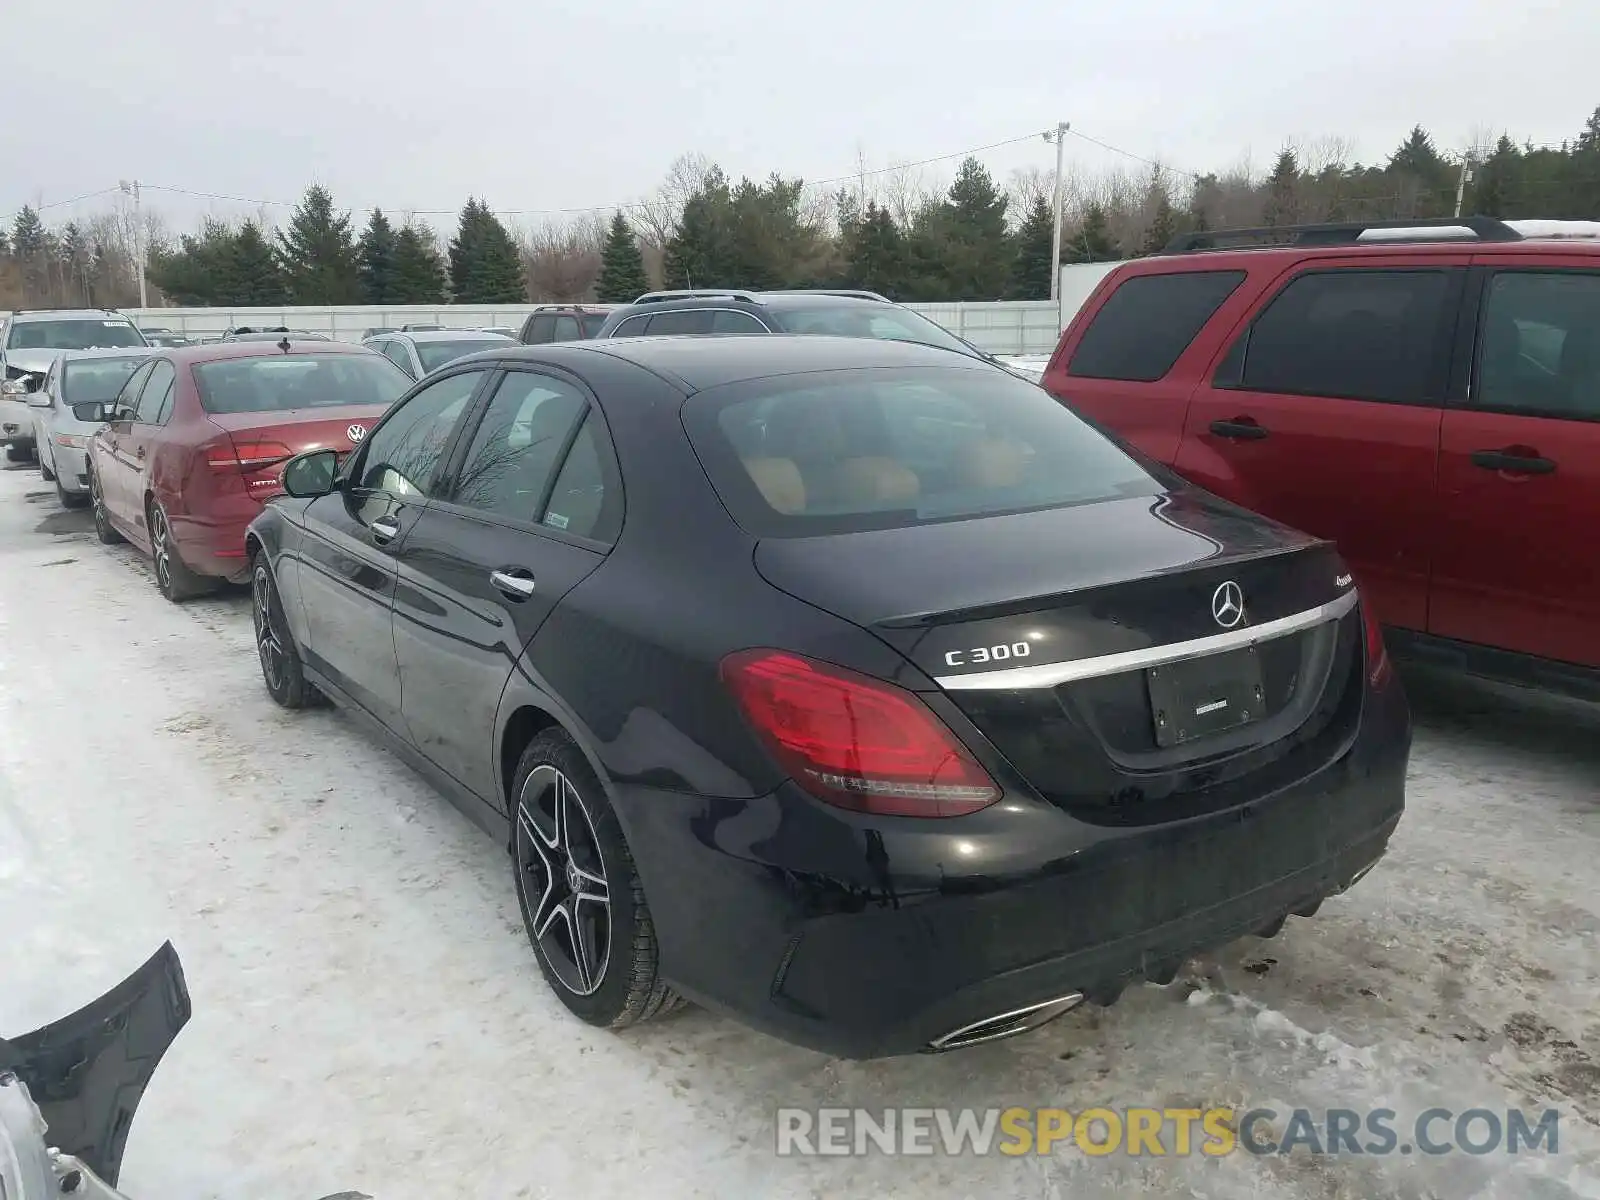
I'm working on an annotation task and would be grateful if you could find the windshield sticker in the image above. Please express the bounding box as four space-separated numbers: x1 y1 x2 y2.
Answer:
545 512 570 530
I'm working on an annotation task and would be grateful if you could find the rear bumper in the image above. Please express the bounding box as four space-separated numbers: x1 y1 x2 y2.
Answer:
52 445 90 493
170 503 264 583
614 673 1410 1059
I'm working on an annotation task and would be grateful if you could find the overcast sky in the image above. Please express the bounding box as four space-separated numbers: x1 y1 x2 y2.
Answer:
5 0 1596 235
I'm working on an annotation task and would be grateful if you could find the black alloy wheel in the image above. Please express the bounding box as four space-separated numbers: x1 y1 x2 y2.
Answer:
510 729 684 1026
89 469 122 544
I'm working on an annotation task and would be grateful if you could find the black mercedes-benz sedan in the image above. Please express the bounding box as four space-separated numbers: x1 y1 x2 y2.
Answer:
245 335 1410 1059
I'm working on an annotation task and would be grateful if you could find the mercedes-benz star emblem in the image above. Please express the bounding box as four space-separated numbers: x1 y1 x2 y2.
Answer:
1211 580 1245 629
347 424 367 443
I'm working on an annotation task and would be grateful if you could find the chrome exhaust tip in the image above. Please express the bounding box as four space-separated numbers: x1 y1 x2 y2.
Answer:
927 991 1086 1052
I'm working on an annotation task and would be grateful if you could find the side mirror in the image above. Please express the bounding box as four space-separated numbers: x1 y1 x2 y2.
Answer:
281 448 340 498
73 401 118 423
26 389 52 407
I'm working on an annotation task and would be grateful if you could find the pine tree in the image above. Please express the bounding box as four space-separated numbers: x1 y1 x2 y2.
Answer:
938 157 1010 299
595 212 649 302
1471 135 1520 219
276 185 361 303
843 201 911 298
1066 204 1119 263
58 224 91 304
357 209 398 304
390 225 447 303
448 198 527 303
230 222 289 305
662 168 734 288
12 206 48 296
1262 148 1300 227
1007 194 1055 299
1139 173 1179 255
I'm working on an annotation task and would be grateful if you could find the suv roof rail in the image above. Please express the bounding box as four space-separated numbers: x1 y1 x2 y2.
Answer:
530 302 607 311
10 306 126 315
760 289 892 303
632 289 760 305
1164 215 1524 254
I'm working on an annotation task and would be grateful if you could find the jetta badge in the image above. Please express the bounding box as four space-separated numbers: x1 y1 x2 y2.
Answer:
347 423 367 443
1211 580 1245 629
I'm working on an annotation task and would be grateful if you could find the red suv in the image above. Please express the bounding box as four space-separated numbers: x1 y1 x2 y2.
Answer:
1042 216 1600 695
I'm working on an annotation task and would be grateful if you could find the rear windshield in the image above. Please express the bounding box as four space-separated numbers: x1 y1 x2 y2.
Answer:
62 356 148 403
581 313 608 337
6 319 145 351
192 354 411 415
683 366 1160 536
416 339 508 373
768 303 977 358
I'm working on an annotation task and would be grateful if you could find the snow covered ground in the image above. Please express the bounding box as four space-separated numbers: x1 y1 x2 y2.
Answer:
0 460 1596 1200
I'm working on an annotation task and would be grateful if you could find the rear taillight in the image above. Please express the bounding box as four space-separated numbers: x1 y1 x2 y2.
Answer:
720 649 1000 817
1360 597 1390 686
208 440 293 472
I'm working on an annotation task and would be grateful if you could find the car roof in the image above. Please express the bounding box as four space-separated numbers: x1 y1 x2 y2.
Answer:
156 340 377 365
403 330 516 343
482 333 988 392
54 347 158 362
609 292 893 318
9 309 137 323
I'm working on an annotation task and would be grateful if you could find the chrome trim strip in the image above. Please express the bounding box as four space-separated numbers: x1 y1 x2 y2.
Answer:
933 588 1360 691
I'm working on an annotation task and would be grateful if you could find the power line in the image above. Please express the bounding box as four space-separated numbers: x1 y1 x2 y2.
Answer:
1065 129 1199 178
1 186 122 225
125 129 1064 222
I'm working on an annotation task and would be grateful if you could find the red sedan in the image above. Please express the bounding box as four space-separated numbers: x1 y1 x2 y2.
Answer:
87 339 412 601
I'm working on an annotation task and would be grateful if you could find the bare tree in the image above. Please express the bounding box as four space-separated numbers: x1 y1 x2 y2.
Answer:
632 152 714 251
878 162 933 229
517 216 605 301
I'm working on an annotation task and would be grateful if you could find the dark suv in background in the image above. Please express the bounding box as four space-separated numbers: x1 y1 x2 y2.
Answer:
517 305 612 345
593 289 997 362
1041 215 1600 695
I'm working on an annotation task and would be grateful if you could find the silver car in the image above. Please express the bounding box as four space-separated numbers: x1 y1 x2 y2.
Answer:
0 309 148 460
28 348 154 507
362 329 514 380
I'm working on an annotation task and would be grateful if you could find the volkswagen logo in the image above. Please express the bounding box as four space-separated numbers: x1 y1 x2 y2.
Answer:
347 424 367 443
1211 580 1245 629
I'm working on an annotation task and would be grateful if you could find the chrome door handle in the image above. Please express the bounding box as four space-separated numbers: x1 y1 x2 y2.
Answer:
369 516 401 545
490 569 536 599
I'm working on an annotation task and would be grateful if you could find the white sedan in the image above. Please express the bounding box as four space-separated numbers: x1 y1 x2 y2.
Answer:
28 348 154 507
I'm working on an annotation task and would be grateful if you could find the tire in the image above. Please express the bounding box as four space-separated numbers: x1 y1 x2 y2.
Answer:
4 444 24 463
510 728 683 1028
56 476 88 509
88 469 123 544
148 500 214 602
251 552 314 708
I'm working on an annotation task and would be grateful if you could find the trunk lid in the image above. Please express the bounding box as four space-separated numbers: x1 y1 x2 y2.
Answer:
204 402 387 457
754 489 1366 823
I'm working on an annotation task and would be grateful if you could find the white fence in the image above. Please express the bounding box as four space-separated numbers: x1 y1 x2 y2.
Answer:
5 266 1125 357
111 299 1069 355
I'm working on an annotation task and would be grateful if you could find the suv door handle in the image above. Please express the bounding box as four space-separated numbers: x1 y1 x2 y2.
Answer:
1210 418 1269 441
1471 449 1555 475
490 568 536 599
369 515 402 544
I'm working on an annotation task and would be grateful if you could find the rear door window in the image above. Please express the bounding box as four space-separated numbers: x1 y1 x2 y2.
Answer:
448 371 587 520
645 310 715 336
1233 269 1454 405
134 360 176 424
1474 270 1600 420
611 314 653 338
1068 270 1246 381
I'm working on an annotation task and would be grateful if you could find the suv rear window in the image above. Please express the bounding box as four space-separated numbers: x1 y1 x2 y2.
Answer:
193 354 411 414
684 365 1160 536
1067 270 1245 382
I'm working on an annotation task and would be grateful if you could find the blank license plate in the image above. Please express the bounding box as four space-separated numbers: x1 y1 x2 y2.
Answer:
1147 646 1265 748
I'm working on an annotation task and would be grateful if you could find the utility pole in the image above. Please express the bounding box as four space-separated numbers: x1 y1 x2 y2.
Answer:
1453 159 1474 219
1043 123 1070 307
120 180 147 309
